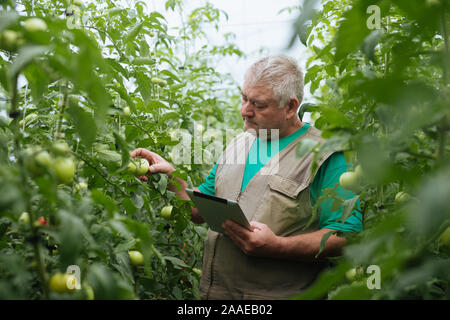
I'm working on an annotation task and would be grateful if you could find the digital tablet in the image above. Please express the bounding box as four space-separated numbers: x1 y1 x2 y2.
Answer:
185 188 251 233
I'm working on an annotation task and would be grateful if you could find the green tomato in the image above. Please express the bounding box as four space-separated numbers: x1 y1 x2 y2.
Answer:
345 268 357 281
24 148 51 176
123 106 131 116
161 205 173 219
19 212 30 224
151 77 167 87
339 171 360 191
24 18 47 32
395 191 411 204
129 250 144 266
49 273 77 294
151 77 162 85
134 158 150 176
439 227 450 248
1 30 19 51
127 161 137 174
192 268 202 277
53 157 76 184
35 150 53 168
52 140 71 156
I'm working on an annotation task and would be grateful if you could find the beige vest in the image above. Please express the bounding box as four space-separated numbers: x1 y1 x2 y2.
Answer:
199 125 334 300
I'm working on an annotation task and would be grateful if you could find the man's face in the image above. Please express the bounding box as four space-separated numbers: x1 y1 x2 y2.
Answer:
240 82 287 138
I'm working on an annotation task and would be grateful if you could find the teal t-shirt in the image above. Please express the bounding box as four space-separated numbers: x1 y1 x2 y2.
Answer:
198 123 362 232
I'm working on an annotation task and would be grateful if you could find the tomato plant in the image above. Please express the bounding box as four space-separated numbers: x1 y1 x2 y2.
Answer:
0 0 242 300
290 0 450 299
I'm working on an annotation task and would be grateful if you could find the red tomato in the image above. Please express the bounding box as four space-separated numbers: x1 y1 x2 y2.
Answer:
37 216 47 225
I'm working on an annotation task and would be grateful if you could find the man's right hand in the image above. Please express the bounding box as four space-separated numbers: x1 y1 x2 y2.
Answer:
130 148 204 224
130 148 175 181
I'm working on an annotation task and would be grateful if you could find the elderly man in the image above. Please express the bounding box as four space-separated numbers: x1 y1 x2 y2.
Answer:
131 55 362 300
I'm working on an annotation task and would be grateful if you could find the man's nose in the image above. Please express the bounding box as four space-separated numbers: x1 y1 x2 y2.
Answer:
241 101 255 118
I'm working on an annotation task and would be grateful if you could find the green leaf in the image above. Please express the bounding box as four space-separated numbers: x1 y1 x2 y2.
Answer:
111 84 136 112
0 11 19 32
328 282 371 300
7 45 49 78
67 101 97 148
131 193 144 209
23 63 49 105
158 174 168 194
319 107 353 129
334 1 370 61
340 196 359 223
125 22 144 44
91 189 119 217
96 148 121 164
135 72 152 103
145 99 170 112
291 262 350 299
111 251 135 284
122 198 137 216
152 245 166 267
86 264 135 300
160 69 181 82
107 8 125 17
163 256 189 269
315 230 336 258
295 138 319 159
113 131 130 171
58 209 91 266
361 29 383 62
288 0 319 47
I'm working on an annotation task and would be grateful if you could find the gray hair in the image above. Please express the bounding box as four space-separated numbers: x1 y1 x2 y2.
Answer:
244 55 304 108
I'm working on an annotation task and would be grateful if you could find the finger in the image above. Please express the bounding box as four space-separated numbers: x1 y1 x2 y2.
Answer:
224 224 248 250
131 148 161 166
148 163 164 173
249 221 265 231
137 176 148 181
130 148 148 158
224 219 251 240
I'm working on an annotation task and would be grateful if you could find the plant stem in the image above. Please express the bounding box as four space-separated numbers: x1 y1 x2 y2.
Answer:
9 75 49 299
74 152 128 196
384 6 391 76
55 82 68 139
438 3 449 165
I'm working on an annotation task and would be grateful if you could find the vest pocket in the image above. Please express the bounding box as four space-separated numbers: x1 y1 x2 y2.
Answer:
267 174 307 199
253 174 312 236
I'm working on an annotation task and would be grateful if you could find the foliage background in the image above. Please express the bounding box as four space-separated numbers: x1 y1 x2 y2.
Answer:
290 0 450 299
0 0 449 300
0 0 243 299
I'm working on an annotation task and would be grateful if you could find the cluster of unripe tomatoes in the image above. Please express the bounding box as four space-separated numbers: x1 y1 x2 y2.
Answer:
24 140 77 185
0 17 48 52
339 165 412 204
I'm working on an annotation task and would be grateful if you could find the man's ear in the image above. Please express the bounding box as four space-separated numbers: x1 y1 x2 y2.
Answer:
287 97 300 119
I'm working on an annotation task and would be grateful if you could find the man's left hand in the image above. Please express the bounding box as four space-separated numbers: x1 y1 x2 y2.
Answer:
222 219 281 258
